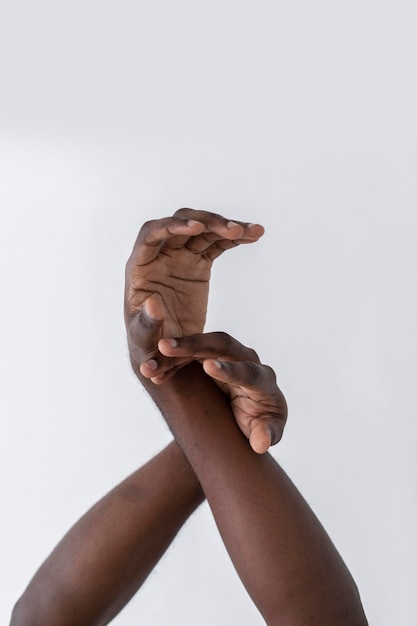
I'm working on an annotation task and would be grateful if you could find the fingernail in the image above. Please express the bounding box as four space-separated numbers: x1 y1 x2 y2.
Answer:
227 220 240 229
213 360 223 369
165 338 178 347
145 359 158 371
187 219 202 227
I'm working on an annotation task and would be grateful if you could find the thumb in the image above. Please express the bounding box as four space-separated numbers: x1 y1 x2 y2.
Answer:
249 420 277 455
128 294 165 361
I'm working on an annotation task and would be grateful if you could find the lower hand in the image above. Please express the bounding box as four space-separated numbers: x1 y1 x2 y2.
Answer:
156 332 288 454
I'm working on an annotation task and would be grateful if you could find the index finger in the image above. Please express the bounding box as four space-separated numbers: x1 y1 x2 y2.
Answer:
128 217 205 267
158 332 261 364
202 359 279 396
174 208 265 242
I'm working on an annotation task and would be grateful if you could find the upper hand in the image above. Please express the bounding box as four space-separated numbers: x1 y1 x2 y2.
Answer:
125 208 264 374
157 332 288 454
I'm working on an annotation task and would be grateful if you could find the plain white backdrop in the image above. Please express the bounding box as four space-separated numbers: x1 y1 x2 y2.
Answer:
1 1 416 624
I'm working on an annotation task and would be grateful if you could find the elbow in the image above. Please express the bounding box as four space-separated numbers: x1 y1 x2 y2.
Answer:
10 589 54 626
10 597 29 626
10 587 107 626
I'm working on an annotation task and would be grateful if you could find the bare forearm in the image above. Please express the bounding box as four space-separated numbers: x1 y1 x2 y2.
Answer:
141 363 368 626
11 441 204 626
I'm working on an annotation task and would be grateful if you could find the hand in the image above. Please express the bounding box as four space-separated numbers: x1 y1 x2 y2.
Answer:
125 208 264 374
157 332 288 454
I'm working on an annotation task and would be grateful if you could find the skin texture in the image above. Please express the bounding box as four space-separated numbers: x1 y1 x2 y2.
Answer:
158 332 287 453
11 209 368 625
126 210 368 625
125 208 282 453
11 209 283 625
124 208 264 370
10 330 281 626
11 443 204 626
139 362 368 625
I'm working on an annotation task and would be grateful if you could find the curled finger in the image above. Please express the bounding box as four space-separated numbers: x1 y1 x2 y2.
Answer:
173 208 265 242
202 359 275 393
127 216 205 267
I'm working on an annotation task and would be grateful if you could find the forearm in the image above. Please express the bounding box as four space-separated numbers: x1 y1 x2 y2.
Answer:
140 363 368 626
11 441 204 626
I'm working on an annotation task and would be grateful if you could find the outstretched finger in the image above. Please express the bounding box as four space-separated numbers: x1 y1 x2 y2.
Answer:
174 209 265 252
174 208 264 239
140 356 192 383
146 331 260 385
158 332 261 364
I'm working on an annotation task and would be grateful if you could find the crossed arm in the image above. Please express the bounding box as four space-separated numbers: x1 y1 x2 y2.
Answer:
11 209 368 625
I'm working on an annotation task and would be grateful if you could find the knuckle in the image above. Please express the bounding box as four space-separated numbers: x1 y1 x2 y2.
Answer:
136 220 155 245
187 334 198 349
245 361 261 381
207 211 223 221
139 219 154 234
263 364 277 383
181 334 199 356
248 347 260 363
173 207 191 217
217 331 233 349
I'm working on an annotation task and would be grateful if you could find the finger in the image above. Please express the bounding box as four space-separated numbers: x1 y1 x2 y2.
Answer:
158 332 260 364
197 232 265 261
174 208 265 242
185 231 236 254
186 219 264 260
202 359 286 452
185 228 263 257
203 238 240 261
128 217 205 267
140 354 191 381
249 419 284 454
146 330 260 383
147 361 188 384
203 359 275 394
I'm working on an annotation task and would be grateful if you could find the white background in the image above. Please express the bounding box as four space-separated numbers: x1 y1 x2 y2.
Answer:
1 1 416 624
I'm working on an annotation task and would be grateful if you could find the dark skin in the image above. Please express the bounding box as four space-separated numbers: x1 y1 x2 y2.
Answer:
11 210 284 625
10 334 283 626
126 209 368 625
11 209 368 625
10 442 204 626
124 209 265 341
125 208 284 453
